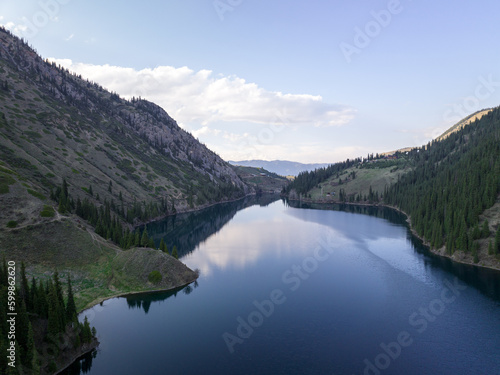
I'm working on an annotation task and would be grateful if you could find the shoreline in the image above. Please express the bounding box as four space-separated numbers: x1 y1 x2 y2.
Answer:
74 193 256 311
286 197 500 272
130 192 258 229
56 277 198 375
53 339 100 375
78 276 198 313
57 194 260 372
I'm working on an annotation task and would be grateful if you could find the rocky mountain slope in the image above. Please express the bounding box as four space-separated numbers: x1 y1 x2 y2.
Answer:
0 27 250 232
231 165 289 193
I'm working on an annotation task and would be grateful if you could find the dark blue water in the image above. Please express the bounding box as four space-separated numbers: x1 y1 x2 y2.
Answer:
65 197 500 375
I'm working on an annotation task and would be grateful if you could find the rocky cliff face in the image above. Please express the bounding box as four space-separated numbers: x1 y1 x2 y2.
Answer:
0 27 250 222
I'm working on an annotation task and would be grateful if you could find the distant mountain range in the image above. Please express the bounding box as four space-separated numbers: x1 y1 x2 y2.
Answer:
229 160 330 176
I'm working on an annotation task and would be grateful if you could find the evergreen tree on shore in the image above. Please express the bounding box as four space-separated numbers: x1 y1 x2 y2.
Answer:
0 264 98 374
66 275 77 322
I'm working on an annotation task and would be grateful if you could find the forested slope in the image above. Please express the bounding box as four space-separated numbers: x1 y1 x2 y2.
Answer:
385 106 500 261
284 106 500 268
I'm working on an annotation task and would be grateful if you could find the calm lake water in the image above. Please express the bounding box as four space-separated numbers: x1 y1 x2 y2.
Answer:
64 196 500 375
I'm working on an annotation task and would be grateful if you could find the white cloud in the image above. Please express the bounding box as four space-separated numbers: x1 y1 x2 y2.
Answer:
191 126 221 138
50 59 355 128
65 33 74 41
3 21 28 36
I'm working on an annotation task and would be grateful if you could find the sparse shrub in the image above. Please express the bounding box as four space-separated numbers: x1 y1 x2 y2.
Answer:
0 173 15 194
6 220 17 228
148 271 162 284
48 361 57 372
40 205 55 218
27 188 46 200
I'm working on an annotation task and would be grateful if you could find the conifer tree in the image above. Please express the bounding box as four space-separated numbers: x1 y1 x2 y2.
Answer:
47 283 62 338
66 275 77 322
172 245 178 259
17 299 30 367
126 231 134 249
81 316 92 344
22 322 35 370
62 178 68 197
148 238 156 249
481 220 490 238
19 262 30 310
25 322 36 372
58 190 67 213
0 257 6 287
159 238 167 253
134 230 141 247
36 279 48 319
52 272 66 330
141 228 149 247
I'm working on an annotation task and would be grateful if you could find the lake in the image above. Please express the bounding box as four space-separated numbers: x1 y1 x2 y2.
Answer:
63 196 500 375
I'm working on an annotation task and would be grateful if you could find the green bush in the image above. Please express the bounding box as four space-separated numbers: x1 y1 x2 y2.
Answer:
0 166 14 174
40 205 55 218
6 221 17 228
0 173 15 194
27 188 46 200
48 361 57 373
148 271 162 284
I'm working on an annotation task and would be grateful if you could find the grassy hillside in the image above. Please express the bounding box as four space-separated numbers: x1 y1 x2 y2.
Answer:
232 165 288 193
436 108 493 141
306 159 411 202
0 197 198 311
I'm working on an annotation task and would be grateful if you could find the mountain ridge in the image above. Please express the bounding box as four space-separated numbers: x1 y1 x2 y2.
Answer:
0 27 251 229
229 159 330 176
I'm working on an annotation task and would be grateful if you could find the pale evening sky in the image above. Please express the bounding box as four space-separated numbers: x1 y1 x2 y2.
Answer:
2 0 500 163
